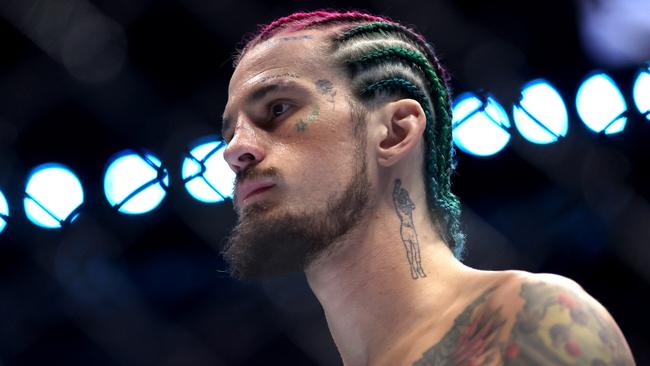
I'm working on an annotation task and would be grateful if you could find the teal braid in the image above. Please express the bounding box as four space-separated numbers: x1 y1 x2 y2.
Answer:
338 22 452 91
350 48 440 90
337 22 428 46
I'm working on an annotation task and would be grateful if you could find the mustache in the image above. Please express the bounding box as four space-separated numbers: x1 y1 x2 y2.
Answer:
235 166 281 187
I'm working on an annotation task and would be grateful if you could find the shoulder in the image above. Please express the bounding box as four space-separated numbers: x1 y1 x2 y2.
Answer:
491 270 636 365
410 270 636 366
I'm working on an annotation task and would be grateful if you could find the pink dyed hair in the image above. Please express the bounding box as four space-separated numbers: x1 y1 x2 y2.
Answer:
235 10 395 65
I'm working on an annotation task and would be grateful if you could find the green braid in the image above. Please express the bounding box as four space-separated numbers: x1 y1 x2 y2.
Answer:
337 22 427 47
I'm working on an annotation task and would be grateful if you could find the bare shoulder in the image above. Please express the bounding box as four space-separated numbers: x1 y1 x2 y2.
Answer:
495 270 636 365
411 270 636 366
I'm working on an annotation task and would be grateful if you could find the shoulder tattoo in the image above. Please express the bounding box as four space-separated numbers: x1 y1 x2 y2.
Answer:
413 280 635 365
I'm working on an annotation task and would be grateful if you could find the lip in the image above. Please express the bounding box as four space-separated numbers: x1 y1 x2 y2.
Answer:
236 180 276 206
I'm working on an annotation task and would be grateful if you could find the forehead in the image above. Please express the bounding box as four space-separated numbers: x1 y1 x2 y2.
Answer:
228 30 335 96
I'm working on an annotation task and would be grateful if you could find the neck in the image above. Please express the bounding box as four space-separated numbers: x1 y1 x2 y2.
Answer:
304 198 470 366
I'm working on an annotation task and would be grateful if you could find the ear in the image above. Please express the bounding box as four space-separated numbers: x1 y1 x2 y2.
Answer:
376 99 427 167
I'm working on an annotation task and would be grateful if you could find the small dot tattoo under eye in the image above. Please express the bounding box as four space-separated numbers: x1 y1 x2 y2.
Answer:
295 104 320 132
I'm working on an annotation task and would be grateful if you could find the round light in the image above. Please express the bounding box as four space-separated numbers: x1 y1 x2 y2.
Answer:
576 73 627 134
24 163 84 229
104 150 169 215
0 189 8 234
182 139 235 203
633 65 650 120
452 92 511 156
513 79 568 144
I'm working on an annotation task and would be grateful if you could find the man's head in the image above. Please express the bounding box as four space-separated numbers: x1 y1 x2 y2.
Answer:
221 10 465 280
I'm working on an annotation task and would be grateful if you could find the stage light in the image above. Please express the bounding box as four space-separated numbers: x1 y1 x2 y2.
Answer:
0 189 8 235
182 139 235 203
513 79 568 144
104 150 169 215
633 64 650 120
576 73 627 134
24 163 84 229
452 92 511 156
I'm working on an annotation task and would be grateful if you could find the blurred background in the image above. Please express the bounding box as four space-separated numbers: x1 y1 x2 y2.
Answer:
1 0 649 365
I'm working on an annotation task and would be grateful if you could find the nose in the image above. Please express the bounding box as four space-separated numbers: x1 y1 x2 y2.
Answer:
223 123 265 174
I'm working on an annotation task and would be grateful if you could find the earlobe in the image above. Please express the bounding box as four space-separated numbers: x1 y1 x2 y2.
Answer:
376 99 426 167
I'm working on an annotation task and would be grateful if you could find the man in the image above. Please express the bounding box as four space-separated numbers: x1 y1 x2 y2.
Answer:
220 10 635 366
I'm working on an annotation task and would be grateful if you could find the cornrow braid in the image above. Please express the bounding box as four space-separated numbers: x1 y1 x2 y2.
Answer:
257 11 332 40
237 11 394 66
337 22 427 48
235 11 465 258
298 12 392 30
337 22 453 97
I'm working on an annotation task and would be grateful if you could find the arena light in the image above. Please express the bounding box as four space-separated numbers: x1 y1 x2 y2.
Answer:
104 150 169 215
0 189 8 235
513 79 568 144
452 92 511 156
633 64 650 120
24 163 84 229
182 138 235 203
576 73 628 134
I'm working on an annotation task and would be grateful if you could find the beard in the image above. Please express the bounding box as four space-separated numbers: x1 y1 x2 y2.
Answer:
221 156 371 280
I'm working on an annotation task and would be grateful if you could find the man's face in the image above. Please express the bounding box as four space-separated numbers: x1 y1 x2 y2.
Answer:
221 31 373 279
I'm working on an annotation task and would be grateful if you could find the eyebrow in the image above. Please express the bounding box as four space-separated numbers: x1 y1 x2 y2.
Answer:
221 80 308 138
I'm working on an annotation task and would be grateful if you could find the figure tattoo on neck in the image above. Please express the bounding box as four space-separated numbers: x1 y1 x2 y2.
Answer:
392 178 426 279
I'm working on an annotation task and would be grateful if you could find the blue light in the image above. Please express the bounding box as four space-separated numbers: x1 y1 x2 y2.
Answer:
633 65 650 121
513 80 568 144
104 150 169 215
24 163 84 229
0 189 8 234
452 92 511 156
576 73 627 134
182 139 235 203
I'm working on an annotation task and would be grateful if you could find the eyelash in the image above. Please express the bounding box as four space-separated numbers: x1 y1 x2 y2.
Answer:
270 102 291 119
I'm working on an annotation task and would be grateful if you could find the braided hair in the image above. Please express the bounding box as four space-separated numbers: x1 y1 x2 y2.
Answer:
235 10 466 259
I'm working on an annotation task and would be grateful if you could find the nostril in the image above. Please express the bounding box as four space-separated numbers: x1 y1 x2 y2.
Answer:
239 152 256 162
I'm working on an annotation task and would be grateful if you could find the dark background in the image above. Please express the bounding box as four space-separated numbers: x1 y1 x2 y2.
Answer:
1 0 649 365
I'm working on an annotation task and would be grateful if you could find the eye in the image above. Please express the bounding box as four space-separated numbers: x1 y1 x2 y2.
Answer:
270 103 291 118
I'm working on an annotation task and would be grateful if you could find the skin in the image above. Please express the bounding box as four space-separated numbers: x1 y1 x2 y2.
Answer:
222 29 635 366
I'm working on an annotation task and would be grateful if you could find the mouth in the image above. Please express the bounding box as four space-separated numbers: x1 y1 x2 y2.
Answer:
236 181 276 207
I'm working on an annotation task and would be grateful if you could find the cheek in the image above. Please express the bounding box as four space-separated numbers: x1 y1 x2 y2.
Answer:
282 149 352 200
